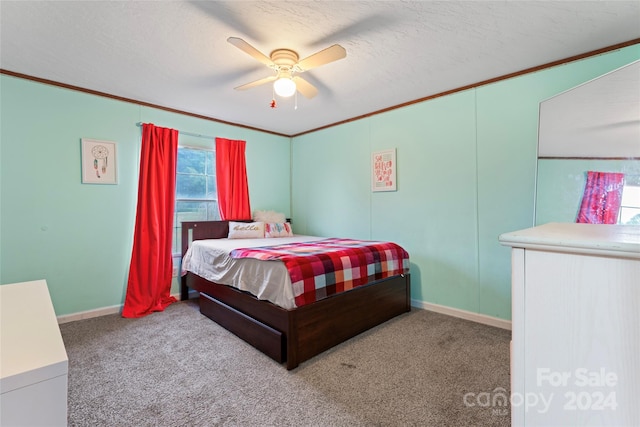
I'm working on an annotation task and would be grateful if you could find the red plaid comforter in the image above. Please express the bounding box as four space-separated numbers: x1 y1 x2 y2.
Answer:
230 238 410 307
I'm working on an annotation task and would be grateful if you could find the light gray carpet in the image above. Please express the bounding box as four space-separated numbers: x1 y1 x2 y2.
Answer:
60 300 511 426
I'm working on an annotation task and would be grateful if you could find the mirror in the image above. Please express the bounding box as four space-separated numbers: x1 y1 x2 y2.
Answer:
535 60 640 225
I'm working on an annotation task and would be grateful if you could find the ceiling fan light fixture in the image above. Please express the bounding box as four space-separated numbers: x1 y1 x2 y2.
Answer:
274 77 296 97
228 38 345 100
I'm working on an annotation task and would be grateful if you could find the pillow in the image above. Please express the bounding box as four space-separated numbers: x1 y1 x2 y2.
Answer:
228 221 265 239
253 210 286 223
264 222 293 238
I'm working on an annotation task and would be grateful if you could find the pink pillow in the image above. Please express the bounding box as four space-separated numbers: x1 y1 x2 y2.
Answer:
264 222 293 238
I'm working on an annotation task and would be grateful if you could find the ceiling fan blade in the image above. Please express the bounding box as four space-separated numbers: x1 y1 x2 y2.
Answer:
296 44 346 72
292 76 318 99
234 75 277 91
189 2 263 42
309 13 396 48
227 37 274 67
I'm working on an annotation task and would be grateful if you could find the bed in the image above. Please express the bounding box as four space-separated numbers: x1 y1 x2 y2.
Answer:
180 220 411 370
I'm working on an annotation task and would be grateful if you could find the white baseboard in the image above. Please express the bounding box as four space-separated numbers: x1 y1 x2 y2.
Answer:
57 304 122 324
57 294 510 330
412 300 512 331
56 292 194 324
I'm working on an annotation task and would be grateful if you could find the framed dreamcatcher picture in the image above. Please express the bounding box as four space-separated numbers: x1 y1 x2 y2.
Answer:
81 138 118 184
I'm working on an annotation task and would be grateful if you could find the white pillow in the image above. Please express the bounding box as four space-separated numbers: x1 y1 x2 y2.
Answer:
228 221 265 239
253 210 286 223
264 222 293 238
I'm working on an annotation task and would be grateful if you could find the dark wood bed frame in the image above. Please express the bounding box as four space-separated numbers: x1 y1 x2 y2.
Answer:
180 220 411 370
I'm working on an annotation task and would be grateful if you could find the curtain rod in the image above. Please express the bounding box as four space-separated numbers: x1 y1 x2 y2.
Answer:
135 122 214 140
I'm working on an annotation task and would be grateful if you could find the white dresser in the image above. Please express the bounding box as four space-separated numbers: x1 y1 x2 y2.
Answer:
500 223 640 427
1 280 68 426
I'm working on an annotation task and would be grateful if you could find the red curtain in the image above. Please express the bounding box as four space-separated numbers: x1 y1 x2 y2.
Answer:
216 137 252 220
122 123 178 318
576 171 625 224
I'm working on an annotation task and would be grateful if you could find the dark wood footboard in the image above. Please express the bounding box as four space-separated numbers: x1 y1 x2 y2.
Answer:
287 274 410 368
180 220 411 370
187 271 410 369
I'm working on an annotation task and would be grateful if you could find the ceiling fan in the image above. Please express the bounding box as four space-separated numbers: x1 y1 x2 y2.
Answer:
227 37 346 99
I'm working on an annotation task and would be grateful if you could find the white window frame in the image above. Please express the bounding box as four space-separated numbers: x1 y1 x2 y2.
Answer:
618 175 640 225
172 146 218 257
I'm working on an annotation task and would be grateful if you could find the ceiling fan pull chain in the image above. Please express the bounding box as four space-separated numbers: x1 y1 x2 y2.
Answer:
270 86 277 109
295 91 298 110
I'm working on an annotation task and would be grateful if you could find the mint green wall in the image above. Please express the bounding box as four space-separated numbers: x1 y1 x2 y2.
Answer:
370 93 479 311
536 159 640 225
2 44 638 319
292 44 640 321
291 120 372 238
0 75 291 315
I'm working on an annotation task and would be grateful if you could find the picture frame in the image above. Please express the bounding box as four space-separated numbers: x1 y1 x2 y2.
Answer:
371 148 397 192
81 138 118 184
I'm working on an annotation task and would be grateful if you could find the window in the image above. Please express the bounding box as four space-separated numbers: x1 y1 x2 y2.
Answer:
173 147 218 255
619 175 640 225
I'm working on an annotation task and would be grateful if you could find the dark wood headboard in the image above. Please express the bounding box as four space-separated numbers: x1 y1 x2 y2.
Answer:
179 218 291 300
180 220 250 258
180 220 249 300
180 218 292 257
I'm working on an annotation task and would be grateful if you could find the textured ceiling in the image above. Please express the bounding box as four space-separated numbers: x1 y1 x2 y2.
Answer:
1 1 639 136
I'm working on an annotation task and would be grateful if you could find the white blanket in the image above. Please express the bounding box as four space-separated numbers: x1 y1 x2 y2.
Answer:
181 235 324 309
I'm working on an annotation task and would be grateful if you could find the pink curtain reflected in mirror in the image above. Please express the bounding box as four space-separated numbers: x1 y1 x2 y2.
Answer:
576 171 625 224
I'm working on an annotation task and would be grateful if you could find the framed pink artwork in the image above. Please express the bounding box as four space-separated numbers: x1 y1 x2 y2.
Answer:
372 148 396 192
